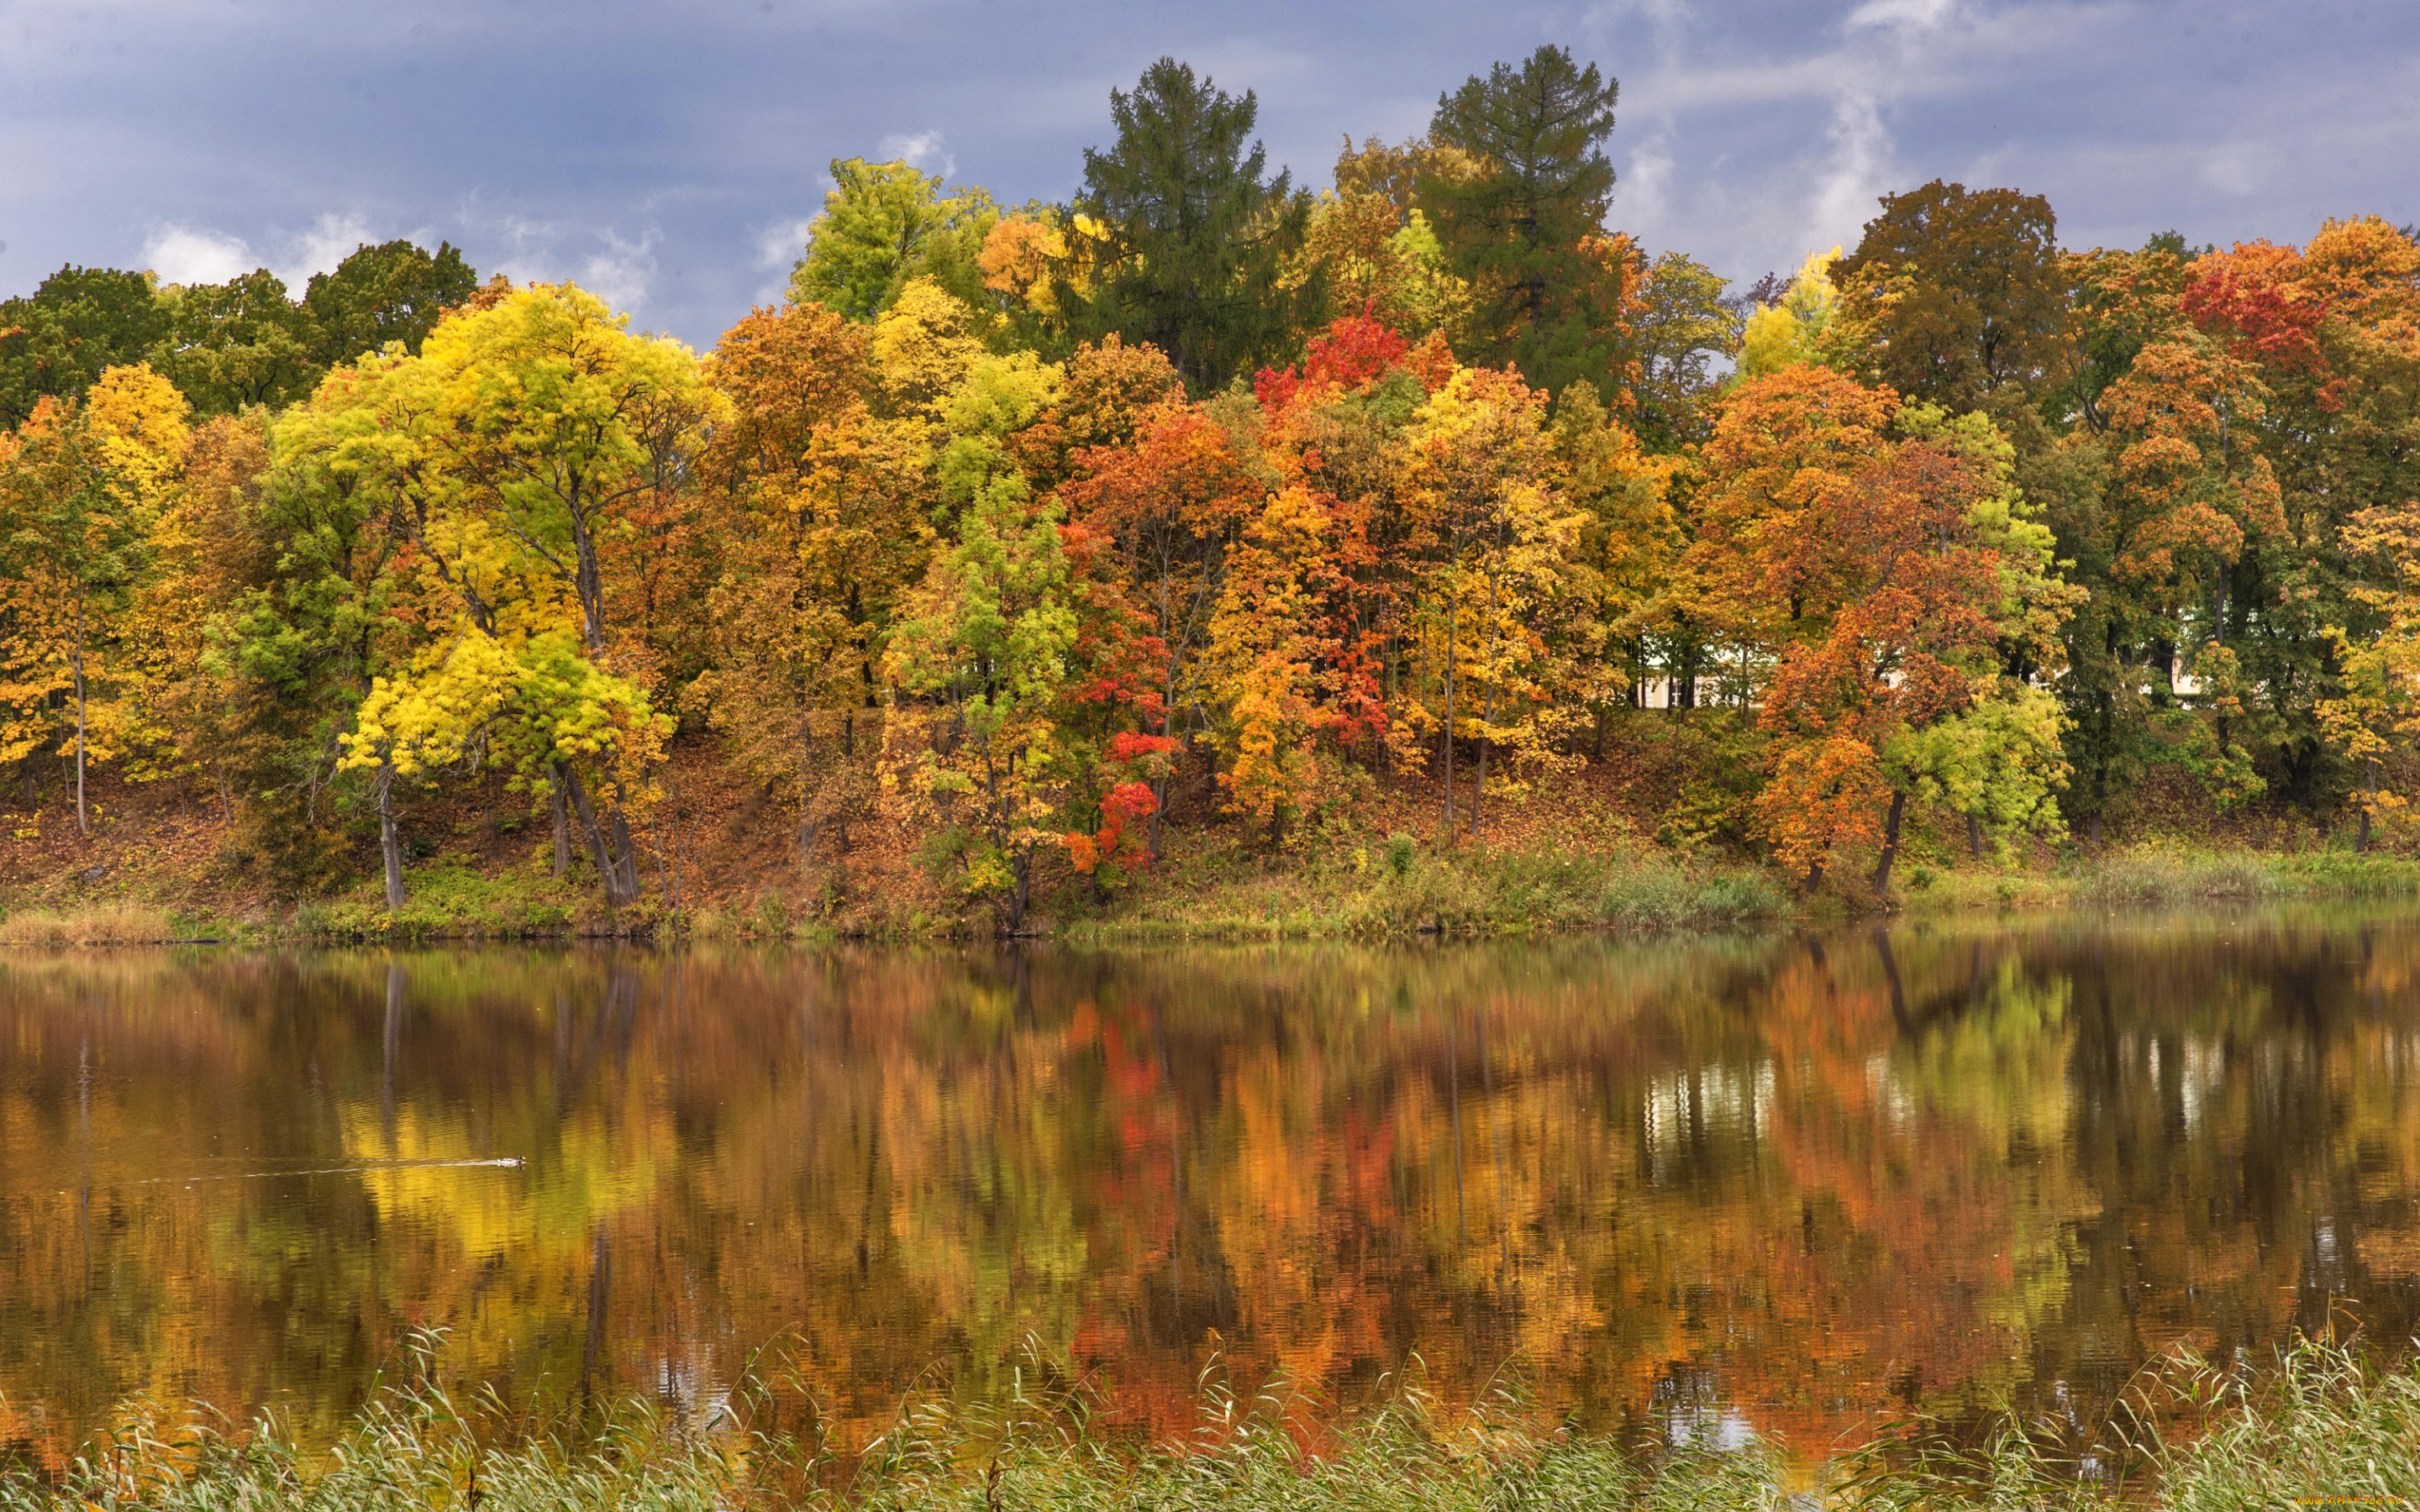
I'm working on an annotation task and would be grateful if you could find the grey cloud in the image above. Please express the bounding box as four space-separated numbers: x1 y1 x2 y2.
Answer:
3 0 2413 345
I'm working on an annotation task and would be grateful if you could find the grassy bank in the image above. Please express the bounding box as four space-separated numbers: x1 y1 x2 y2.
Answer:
4 1336 2414 1509
8 842 2420 947
1901 845 2420 916
1051 839 1790 942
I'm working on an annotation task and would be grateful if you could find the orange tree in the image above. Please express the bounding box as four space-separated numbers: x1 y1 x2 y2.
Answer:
1694 368 2070 890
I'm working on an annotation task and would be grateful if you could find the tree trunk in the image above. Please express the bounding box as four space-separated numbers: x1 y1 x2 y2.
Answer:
2360 757 2380 854
1470 738 1486 837
1002 845 1032 936
1470 690 1493 837
72 596 87 837
796 713 818 871
557 762 639 909
1966 811 1984 861
550 784 572 877
378 760 408 912
1871 788 1907 900
2089 811 2103 848
1805 859 1825 893
834 711 855 852
1440 601 1457 837
604 808 644 905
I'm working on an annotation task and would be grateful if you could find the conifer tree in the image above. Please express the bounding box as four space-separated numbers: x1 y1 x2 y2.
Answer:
1069 58 1315 393
1424 45 1626 403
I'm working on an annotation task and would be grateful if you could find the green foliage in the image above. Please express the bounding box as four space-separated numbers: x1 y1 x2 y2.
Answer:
302 238 480 365
1069 57 1316 392
790 158 1001 322
1625 251 1739 451
155 268 322 414
294 858 581 940
0 265 171 428
1423 45 1626 403
1832 179 2075 412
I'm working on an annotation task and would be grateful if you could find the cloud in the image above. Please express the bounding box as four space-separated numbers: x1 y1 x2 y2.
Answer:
2197 142 2275 197
755 216 817 270
1807 90 1893 255
1585 0 1692 62
576 228 659 315
1620 126 1678 243
141 224 258 285
878 129 955 178
279 211 374 287
137 213 391 291
1845 0 1960 34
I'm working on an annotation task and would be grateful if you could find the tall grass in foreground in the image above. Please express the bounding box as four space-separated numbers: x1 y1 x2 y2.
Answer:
7 1336 2418 1509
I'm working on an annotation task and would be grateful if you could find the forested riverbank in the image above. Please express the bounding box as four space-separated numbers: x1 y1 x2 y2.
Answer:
5 46 2419 939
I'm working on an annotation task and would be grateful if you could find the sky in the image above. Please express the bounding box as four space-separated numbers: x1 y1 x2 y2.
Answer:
3 0 2415 349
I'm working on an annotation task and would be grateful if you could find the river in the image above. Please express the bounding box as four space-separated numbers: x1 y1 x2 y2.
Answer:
3 907 2417 1458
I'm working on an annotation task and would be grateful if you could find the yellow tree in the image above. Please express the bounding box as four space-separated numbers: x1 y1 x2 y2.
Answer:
2320 502 2420 850
114 412 276 819
880 340 1075 931
1551 386 1680 725
0 365 190 834
1203 484 1348 839
1399 365 1586 835
281 285 708 906
690 302 934 871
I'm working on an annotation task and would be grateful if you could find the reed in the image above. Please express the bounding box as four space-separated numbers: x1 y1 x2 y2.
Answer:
4 1335 2414 1509
0 902 182 947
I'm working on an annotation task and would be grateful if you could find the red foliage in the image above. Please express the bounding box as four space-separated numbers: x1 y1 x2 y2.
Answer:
1065 780 1161 874
2181 249 2327 376
1252 308 1413 413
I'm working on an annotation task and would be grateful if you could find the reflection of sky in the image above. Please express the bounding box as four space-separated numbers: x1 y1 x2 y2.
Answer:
4 1 2412 347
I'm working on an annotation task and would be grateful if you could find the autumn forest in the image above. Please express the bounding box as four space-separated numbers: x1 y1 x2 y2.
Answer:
5 45 2418 933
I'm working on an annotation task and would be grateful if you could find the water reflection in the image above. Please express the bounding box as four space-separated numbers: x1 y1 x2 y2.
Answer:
3 911 2419 1461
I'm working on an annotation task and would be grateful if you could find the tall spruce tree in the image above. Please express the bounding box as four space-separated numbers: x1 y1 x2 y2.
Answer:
1424 45 1624 403
1069 57 1315 393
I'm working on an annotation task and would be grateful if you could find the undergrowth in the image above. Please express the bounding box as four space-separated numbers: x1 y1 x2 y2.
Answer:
284 859 582 942
1060 839 1787 942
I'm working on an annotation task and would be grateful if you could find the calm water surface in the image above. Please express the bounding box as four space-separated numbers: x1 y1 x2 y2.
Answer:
4 909 2420 1457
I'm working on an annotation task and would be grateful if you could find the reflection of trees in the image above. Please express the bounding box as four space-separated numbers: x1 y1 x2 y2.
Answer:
2 914 2419 1461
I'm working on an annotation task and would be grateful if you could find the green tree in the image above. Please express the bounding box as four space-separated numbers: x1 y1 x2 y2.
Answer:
1068 57 1315 393
1832 181 2075 413
1627 250 1739 450
1423 45 1626 403
0 266 172 429
790 158 1000 322
301 239 479 367
881 358 1079 932
155 269 321 415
